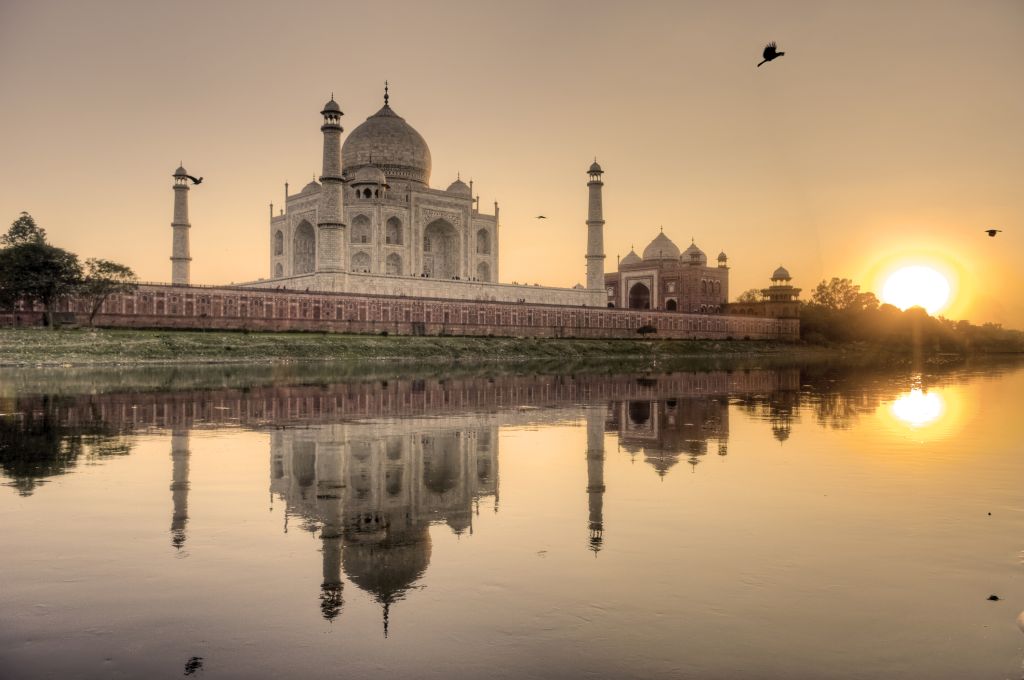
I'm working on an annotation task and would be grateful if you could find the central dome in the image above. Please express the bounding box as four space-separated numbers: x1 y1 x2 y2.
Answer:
342 103 431 185
642 232 680 261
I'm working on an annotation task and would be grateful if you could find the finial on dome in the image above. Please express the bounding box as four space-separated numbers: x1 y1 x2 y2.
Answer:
660 225 663 233
384 80 389 106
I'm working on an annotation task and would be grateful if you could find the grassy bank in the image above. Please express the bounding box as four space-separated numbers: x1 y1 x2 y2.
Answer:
0 327 822 367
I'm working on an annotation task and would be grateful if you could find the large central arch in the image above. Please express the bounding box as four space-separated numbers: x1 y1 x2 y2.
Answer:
628 282 651 310
423 219 459 279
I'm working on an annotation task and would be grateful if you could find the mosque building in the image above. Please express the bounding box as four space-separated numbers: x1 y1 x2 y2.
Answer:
604 233 730 312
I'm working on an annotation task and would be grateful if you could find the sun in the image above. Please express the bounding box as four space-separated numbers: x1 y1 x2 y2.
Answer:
881 265 951 315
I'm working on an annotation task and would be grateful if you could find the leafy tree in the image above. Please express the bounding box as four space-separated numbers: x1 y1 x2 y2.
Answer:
811 277 879 312
0 241 82 328
735 288 763 303
2 211 47 247
80 258 138 326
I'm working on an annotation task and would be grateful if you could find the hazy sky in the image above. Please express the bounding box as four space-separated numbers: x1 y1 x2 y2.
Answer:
2 0 1022 326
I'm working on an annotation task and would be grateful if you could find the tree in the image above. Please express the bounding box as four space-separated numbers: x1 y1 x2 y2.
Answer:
735 288 763 303
80 258 138 326
2 212 46 247
0 241 82 327
811 277 879 312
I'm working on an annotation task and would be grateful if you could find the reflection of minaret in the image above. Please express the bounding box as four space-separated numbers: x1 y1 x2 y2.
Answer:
317 442 345 621
585 406 605 553
169 429 190 549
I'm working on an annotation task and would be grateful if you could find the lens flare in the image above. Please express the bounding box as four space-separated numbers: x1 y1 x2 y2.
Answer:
890 389 944 428
881 266 951 315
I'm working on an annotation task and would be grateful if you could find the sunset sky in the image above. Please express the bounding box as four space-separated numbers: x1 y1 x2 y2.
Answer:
2 0 1021 327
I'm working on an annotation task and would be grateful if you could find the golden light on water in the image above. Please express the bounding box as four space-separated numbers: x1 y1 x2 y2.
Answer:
890 389 944 428
881 266 951 315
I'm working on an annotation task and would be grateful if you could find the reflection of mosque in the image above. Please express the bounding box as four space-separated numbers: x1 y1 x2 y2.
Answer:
608 397 729 475
268 419 498 630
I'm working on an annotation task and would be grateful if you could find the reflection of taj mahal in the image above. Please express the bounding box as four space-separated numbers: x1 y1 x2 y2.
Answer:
268 418 499 629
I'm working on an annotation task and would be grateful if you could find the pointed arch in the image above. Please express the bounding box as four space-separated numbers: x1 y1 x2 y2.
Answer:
351 251 371 273
476 261 491 282
351 214 371 244
628 282 650 310
273 230 284 256
423 219 458 279
292 221 315 274
386 252 402 275
385 216 403 245
476 228 491 255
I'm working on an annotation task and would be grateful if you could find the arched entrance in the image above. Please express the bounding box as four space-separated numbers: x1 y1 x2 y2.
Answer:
476 261 490 282
292 221 315 274
386 252 402 275
423 219 458 278
628 282 651 309
666 299 677 311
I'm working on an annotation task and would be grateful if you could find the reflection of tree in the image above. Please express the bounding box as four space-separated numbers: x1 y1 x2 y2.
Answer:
0 398 131 496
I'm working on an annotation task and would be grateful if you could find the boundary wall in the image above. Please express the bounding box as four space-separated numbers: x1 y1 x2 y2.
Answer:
19 283 799 340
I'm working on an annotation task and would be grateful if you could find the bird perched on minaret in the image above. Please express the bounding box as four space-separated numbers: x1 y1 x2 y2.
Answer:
184 174 203 185
757 41 785 67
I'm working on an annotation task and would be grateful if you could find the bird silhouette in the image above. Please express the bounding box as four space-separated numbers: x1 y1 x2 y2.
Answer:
185 175 203 185
984 228 1002 237
536 215 547 219
757 41 785 67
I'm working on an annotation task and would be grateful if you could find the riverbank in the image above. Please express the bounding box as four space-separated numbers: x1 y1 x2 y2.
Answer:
0 327 1017 369
0 327 812 366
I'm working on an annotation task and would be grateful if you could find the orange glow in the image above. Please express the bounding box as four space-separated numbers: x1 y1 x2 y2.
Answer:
881 266 951 315
890 388 944 428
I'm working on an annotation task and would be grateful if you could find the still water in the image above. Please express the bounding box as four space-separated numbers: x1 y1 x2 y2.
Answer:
1 362 1023 679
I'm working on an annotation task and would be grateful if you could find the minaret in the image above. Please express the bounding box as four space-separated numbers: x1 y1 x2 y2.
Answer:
170 165 192 285
169 428 190 549
585 406 606 553
585 160 606 291
316 96 346 273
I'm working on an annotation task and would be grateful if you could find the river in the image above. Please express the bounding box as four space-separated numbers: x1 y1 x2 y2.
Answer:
1 360 1022 679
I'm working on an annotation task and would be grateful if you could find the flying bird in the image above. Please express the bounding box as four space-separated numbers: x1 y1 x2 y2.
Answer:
536 215 547 219
185 175 203 185
757 41 785 67
983 228 1002 237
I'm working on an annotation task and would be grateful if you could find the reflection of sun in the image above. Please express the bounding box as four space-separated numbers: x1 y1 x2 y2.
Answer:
890 389 944 428
881 266 951 315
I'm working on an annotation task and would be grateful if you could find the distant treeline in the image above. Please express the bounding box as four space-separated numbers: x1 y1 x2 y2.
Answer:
796 277 1024 353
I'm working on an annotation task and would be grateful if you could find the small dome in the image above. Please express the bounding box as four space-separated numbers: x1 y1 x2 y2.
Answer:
174 165 188 176
322 98 342 114
682 241 707 265
589 160 603 174
643 232 680 261
717 251 728 261
772 266 791 280
620 250 642 267
351 165 387 185
301 179 321 194
446 178 471 196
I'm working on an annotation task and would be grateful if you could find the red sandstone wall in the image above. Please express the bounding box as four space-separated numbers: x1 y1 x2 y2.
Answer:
14 284 798 340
